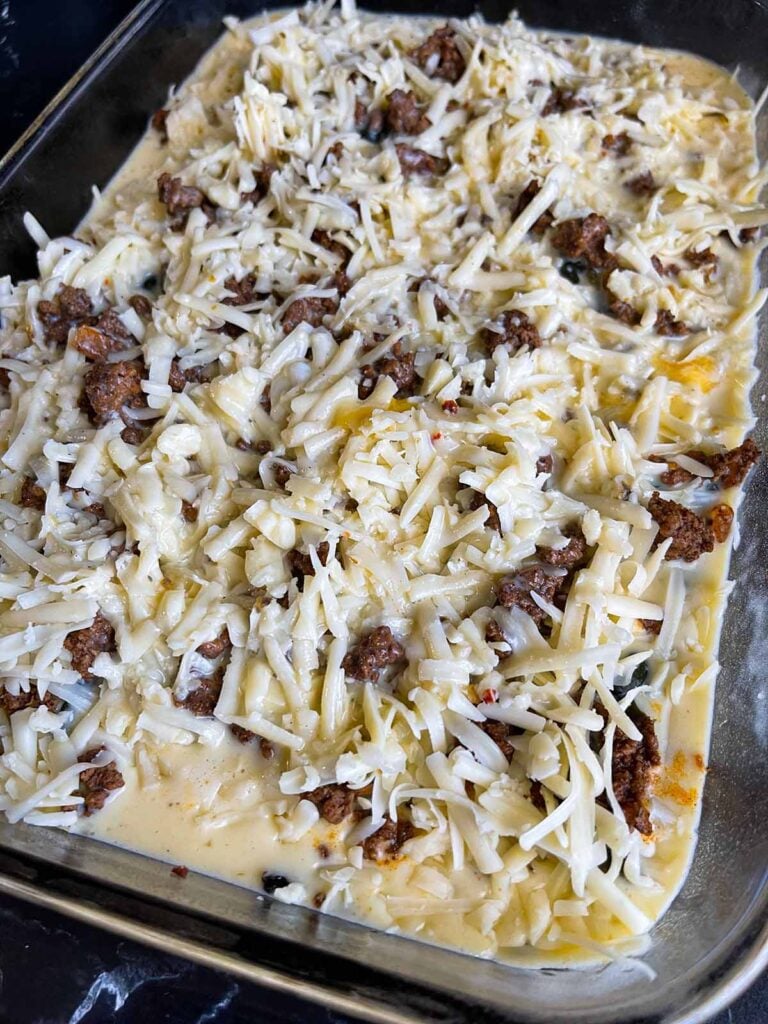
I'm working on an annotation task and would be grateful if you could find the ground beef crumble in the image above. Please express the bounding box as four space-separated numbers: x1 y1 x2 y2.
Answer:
648 492 715 562
395 144 447 176
655 309 688 336
709 503 734 543
495 567 560 626
129 294 152 319
37 285 93 345
288 542 331 589
0 686 62 716
605 707 660 835
282 295 338 334
341 626 404 682
512 180 553 235
542 87 588 116
478 719 519 760
468 490 501 532
361 817 416 861
385 89 430 134
653 438 760 488
482 309 542 355
196 627 231 660
305 783 356 824
358 341 418 399
625 171 657 196
78 747 125 816
63 612 116 681
602 132 632 155
157 172 216 229
529 779 547 812
537 524 588 569
607 294 640 325
82 360 145 425
409 26 466 83
20 477 46 511
551 214 617 272
173 668 223 717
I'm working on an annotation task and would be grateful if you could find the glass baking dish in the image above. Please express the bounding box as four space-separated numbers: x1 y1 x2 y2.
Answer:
0 0 766 1021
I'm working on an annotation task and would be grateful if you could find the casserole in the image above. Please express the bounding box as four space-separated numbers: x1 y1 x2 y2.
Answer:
0 0 766 1021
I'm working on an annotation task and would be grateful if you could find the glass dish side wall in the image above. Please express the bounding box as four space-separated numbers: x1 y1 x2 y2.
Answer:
0 2 765 1022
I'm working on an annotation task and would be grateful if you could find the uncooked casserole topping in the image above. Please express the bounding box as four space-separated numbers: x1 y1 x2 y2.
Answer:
0 1 765 964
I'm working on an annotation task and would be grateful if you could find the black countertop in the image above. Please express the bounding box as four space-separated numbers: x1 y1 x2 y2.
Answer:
0 2 765 1022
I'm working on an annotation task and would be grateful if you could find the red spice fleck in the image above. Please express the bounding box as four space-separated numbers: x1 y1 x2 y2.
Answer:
442 400 459 415
482 688 498 704
431 432 442 441
171 865 189 878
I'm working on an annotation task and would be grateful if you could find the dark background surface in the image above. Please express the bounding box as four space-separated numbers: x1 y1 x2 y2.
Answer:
0 1 765 1022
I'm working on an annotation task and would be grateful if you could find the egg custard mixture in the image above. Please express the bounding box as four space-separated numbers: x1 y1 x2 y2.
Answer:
0 1 766 967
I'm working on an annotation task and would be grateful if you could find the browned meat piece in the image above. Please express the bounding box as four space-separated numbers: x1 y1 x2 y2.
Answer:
58 285 93 318
684 247 718 270
709 503 734 543
653 438 760 488
361 817 416 861
654 309 689 336
395 144 447 176
536 454 553 475
495 567 560 626
260 385 272 415
512 180 554 235
342 625 404 682
20 477 46 510
305 783 356 824
355 102 385 142
648 492 715 562
72 309 131 361
311 229 351 267
542 87 588 116
602 132 631 155
196 627 231 660
385 89 430 134
410 26 466 83
78 746 125 816
82 501 106 519
222 274 266 306
129 294 153 319
610 708 660 835
229 724 274 759
551 214 617 272
64 612 116 681
640 617 663 635
0 686 61 716
121 425 146 446
181 500 198 523
482 309 542 356
157 172 216 229
485 619 506 645
83 360 145 424
168 361 186 393
37 285 93 345
529 779 546 812
173 668 223 717
478 719 519 760
241 164 275 204
607 294 640 325
282 296 338 334
468 490 501 532
358 341 418 399
273 463 292 488
651 254 680 277
151 107 169 139
537 524 588 569
625 171 657 195
288 541 331 589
